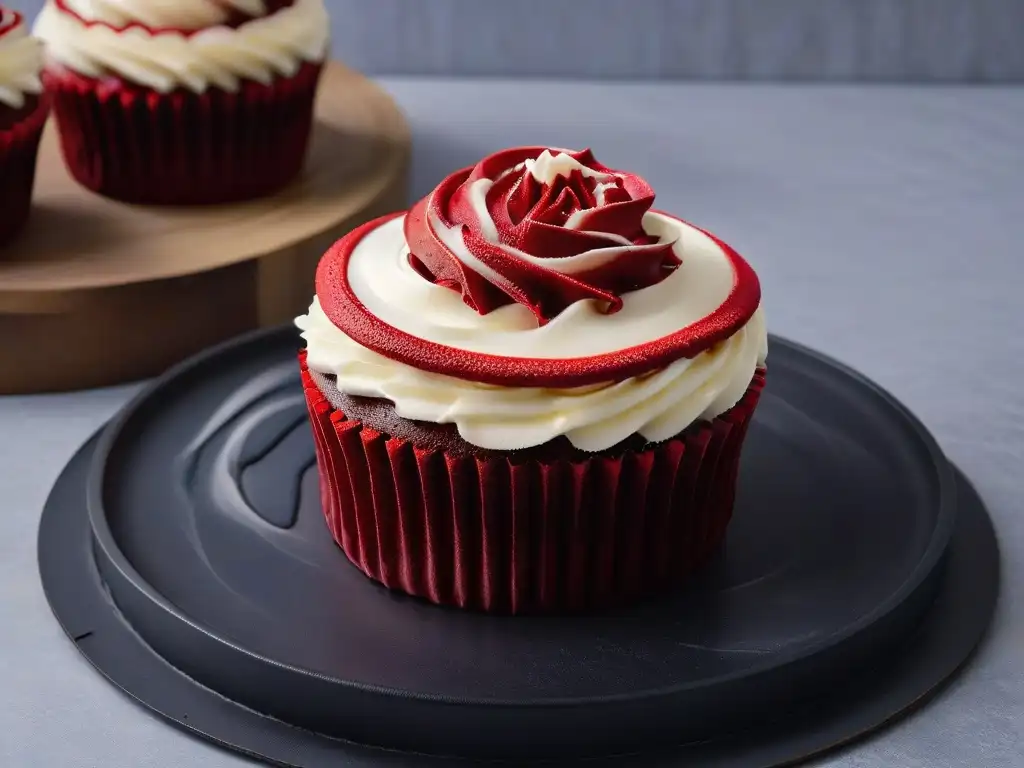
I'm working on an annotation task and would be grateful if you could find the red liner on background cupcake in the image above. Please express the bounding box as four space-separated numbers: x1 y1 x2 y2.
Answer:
35 0 326 205
301 355 766 615
0 96 48 246
0 7 48 246
44 62 321 205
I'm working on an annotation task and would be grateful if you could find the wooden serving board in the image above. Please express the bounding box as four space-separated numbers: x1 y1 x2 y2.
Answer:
0 62 410 394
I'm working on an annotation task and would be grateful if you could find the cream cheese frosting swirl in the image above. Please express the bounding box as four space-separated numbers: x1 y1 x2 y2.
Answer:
300 148 767 453
0 9 44 110
33 0 329 94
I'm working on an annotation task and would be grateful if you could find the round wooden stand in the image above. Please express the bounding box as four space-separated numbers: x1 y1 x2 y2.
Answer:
0 62 410 394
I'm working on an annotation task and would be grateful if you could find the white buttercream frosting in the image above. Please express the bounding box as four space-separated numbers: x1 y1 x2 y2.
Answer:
0 9 44 110
33 0 329 94
297 214 768 452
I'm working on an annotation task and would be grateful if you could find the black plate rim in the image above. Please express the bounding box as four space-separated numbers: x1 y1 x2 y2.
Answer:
83 326 958 708
38 433 1001 768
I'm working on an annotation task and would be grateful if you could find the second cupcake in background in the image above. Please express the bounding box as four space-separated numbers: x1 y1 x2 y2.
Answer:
0 6 47 246
33 0 329 205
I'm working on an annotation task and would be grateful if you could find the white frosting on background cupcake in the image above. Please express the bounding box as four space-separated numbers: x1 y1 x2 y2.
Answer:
33 0 329 94
60 0 272 31
0 8 44 110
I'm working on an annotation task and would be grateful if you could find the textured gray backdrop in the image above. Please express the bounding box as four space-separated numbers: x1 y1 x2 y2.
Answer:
10 0 1024 81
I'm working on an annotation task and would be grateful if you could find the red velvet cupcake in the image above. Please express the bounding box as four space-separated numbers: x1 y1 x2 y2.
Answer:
296 147 768 614
32 0 328 205
0 7 47 246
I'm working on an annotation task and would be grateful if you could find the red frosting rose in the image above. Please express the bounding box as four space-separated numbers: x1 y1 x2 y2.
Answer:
404 146 681 324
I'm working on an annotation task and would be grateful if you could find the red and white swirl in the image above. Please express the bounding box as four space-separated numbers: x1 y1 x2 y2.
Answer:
0 7 21 37
405 146 681 324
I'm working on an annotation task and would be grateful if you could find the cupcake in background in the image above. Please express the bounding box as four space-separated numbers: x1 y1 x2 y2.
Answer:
297 146 768 615
0 6 47 246
33 0 329 205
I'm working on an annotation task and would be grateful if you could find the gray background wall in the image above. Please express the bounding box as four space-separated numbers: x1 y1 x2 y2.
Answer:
12 0 1024 81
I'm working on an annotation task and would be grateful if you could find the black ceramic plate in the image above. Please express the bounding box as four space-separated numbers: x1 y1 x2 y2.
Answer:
38 327 1000 767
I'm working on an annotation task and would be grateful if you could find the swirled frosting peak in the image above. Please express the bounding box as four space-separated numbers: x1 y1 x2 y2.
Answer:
0 8 44 110
405 146 681 325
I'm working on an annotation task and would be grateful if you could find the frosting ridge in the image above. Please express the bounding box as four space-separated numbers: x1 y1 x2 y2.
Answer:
0 9 44 110
33 0 329 93
299 298 765 452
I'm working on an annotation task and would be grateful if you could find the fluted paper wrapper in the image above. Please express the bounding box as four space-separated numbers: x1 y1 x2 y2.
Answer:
42 62 322 205
301 352 766 615
0 100 48 246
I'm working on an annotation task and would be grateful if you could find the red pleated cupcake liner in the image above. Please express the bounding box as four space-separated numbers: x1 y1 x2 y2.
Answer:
42 61 322 205
0 99 49 247
300 351 766 615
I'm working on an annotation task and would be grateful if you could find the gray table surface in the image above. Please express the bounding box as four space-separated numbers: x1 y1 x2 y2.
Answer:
2 79 1022 767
